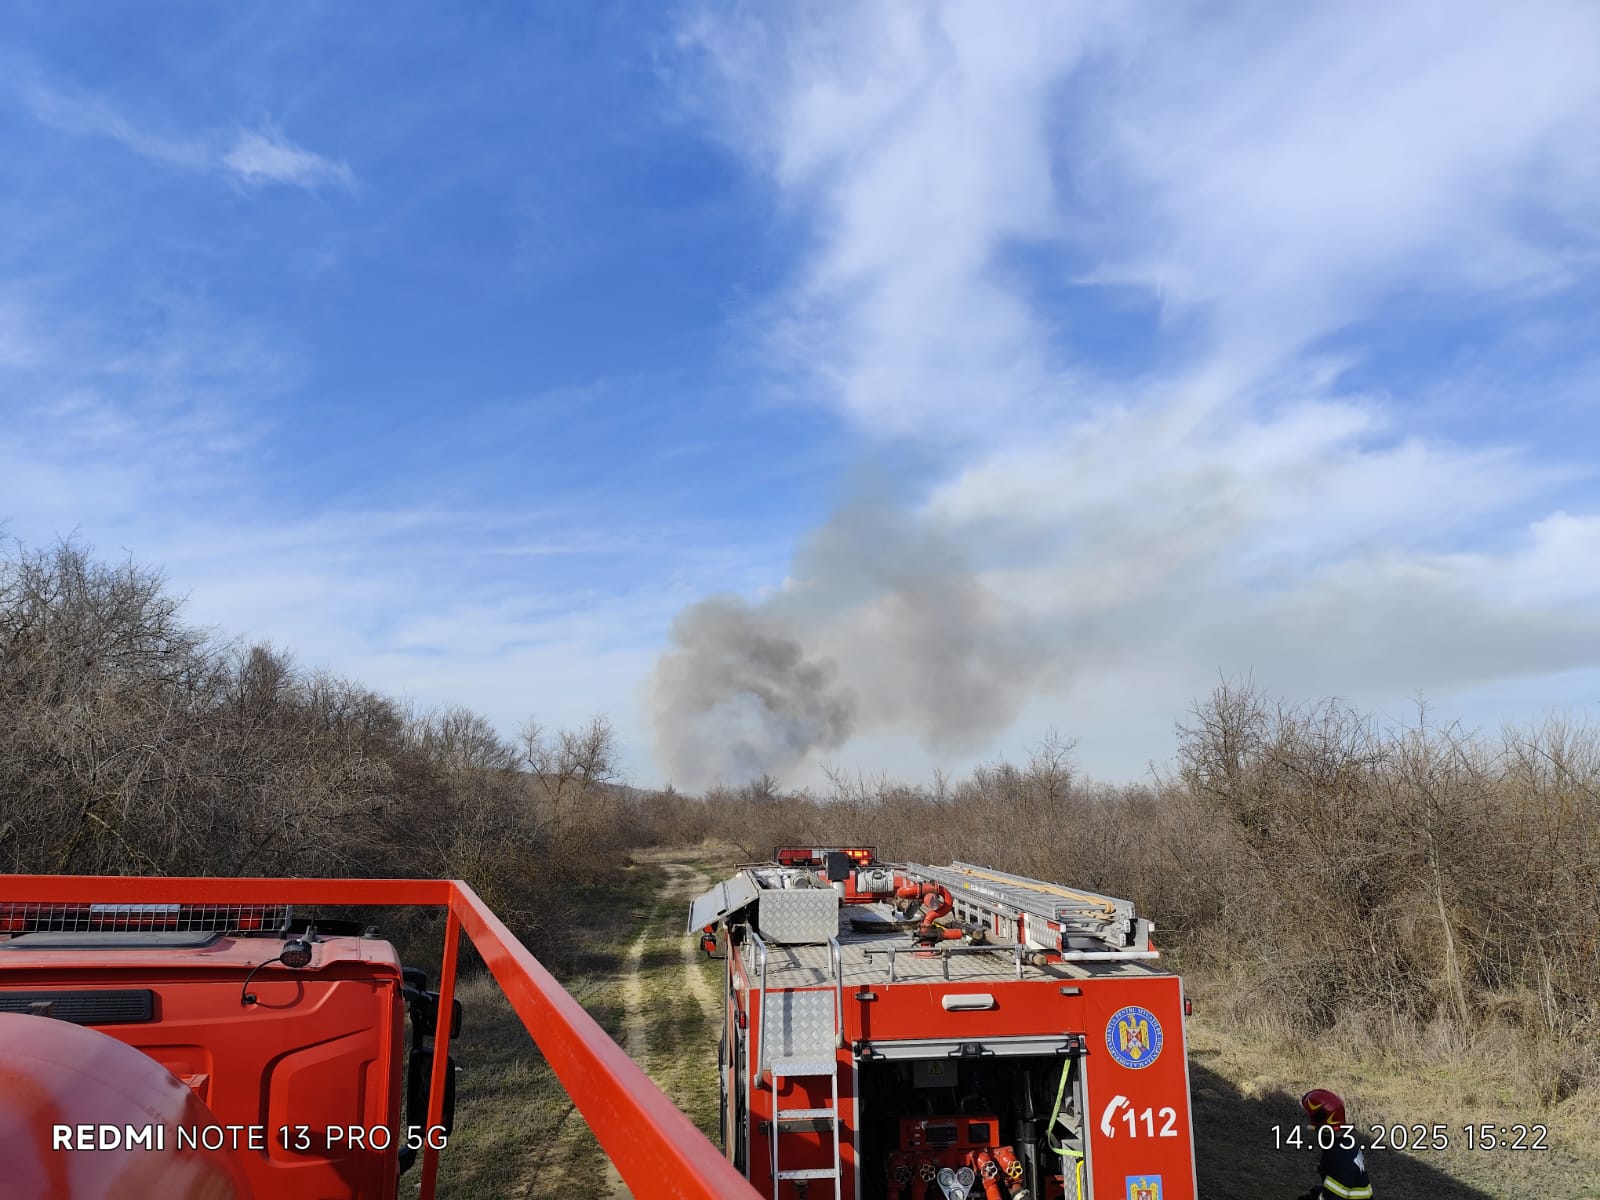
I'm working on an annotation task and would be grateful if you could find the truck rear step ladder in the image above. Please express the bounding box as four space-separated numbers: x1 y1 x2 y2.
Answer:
754 929 844 1199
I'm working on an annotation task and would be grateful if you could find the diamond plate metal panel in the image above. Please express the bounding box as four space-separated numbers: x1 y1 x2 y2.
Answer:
771 1057 835 1078
686 874 759 934
775 987 836 1061
756 889 839 944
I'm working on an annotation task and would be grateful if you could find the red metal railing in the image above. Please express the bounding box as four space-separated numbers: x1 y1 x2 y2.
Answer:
1 875 759 1200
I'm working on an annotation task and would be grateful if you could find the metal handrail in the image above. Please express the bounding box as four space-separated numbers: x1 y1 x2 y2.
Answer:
1058 949 1160 961
827 935 843 1048
0 873 758 1200
866 941 1027 985
750 927 769 1076
747 928 776 1200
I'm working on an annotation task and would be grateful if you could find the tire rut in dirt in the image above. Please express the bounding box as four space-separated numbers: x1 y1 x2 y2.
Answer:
604 860 720 1198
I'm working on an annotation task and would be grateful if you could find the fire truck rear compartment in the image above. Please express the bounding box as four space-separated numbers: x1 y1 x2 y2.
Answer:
697 853 1193 1199
856 1050 1085 1200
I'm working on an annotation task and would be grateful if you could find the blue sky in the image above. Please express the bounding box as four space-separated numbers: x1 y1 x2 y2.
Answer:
3 3 1598 789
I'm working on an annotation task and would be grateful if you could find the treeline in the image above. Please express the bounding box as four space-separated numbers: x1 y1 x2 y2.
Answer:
635 691 1600 1108
7 540 1595 1108
0 541 640 964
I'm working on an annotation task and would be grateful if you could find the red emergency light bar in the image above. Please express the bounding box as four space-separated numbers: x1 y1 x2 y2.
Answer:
774 846 877 868
0 901 290 934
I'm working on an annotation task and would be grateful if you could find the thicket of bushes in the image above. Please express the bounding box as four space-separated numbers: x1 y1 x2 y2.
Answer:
6 539 1594 1110
0 541 639 966
635 690 1600 1109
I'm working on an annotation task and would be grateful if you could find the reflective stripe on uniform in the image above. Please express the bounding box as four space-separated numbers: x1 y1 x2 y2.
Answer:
1321 1177 1374 1200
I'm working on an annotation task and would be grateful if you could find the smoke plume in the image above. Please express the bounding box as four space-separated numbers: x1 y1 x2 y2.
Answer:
649 594 855 787
649 492 1044 789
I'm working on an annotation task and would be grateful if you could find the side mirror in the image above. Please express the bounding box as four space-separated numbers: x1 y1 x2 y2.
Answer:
397 967 464 1176
406 1048 457 1135
407 989 463 1039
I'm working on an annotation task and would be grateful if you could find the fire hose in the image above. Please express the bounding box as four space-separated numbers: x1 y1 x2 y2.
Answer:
1045 1056 1084 1200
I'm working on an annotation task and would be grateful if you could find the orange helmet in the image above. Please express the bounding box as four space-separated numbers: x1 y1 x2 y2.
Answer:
1300 1088 1347 1127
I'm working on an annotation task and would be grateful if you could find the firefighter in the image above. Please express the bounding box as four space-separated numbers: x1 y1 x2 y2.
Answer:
1296 1088 1372 1200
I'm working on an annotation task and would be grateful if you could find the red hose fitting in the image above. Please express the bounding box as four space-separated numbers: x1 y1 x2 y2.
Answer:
994 1146 1024 1181
919 884 952 929
971 1151 1005 1200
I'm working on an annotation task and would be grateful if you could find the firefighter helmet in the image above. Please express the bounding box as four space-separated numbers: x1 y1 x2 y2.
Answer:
1300 1088 1347 1127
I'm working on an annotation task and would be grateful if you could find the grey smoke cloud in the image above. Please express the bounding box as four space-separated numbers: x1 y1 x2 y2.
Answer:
648 410 1600 791
649 492 1045 789
650 594 855 787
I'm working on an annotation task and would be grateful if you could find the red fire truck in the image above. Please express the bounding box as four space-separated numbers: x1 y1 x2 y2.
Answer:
691 848 1197 1200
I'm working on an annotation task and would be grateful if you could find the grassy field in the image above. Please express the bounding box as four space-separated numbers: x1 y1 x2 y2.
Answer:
432 845 732 1198
430 844 1600 1199
1183 992 1600 1200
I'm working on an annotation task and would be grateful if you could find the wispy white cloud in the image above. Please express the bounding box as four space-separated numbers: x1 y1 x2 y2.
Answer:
0 286 290 538
7 65 355 192
679 5 1112 439
12 67 210 169
222 129 355 191
652 1 1600 786
682 2 1600 435
1091 3 1600 378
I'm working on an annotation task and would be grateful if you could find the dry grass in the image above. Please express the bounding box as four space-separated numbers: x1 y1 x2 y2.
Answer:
1185 974 1600 1200
619 853 727 1138
432 865 661 1198
433 844 738 1197
427 972 573 1197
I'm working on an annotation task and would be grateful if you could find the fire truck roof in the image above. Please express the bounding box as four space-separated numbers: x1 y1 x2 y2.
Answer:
0 930 399 975
741 901 1171 991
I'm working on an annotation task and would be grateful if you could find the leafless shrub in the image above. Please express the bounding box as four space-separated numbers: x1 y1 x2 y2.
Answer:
0 540 636 966
662 676 1599 1110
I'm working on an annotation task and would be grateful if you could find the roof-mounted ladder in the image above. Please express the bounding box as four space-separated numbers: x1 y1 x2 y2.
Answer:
904 861 1156 959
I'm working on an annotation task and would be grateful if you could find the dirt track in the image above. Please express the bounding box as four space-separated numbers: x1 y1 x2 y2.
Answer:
601 856 723 1197
435 847 733 1199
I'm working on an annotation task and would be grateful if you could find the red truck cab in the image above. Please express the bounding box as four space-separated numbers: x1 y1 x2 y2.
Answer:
0 901 456 1200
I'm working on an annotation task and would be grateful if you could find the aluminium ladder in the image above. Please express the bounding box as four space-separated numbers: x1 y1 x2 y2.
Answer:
758 934 844 1200
904 861 1153 959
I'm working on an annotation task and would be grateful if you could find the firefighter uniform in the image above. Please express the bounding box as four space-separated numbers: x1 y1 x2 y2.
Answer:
1302 1136 1373 1200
